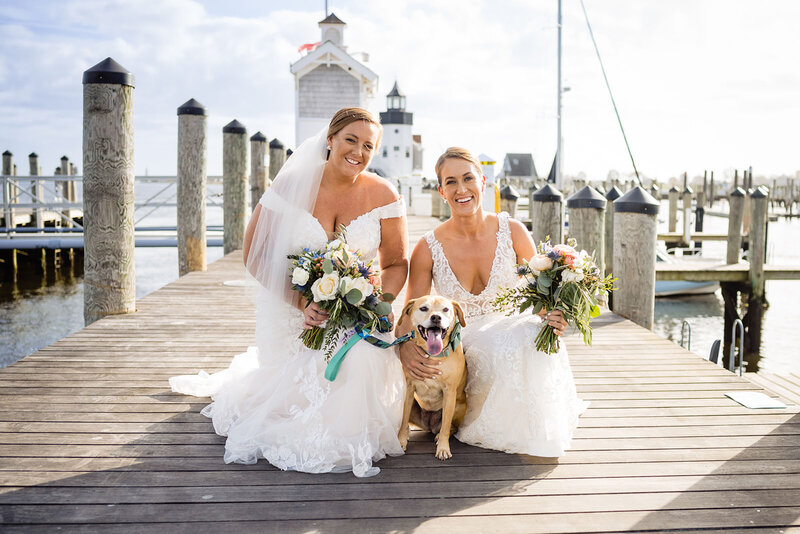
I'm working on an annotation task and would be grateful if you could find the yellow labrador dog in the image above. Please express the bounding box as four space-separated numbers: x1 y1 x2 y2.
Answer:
396 296 467 460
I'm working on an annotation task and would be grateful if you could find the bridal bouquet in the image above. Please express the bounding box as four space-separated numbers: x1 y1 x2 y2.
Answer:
288 234 394 360
492 238 615 355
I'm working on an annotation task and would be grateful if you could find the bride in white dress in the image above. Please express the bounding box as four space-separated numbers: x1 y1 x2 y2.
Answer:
170 108 408 477
399 147 588 457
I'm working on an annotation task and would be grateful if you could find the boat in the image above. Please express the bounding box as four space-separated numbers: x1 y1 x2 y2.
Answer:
654 248 719 297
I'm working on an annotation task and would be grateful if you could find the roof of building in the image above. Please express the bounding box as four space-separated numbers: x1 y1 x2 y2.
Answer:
387 81 404 97
319 13 345 25
290 40 377 82
503 153 537 178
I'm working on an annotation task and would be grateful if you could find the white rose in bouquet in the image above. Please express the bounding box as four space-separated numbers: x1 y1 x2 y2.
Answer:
291 267 310 286
340 276 373 305
528 254 554 274
311 272 340 302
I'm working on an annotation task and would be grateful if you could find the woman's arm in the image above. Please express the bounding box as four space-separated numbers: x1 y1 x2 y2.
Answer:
404 237 433 305
508 218 536 263
378 215 409 299
242 204 262 266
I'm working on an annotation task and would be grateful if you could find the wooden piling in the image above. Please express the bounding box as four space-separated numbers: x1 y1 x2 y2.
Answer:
744 187 769 364
682 185 693 248
604 186 621 277
223 120 248 254
268 138 285 184
430 188 441 218
1 150 11 176
612 187 659 330
250 131 267 211
531 183 563 245
82 57 136 325
668 186 679 233
726 187 745 264
709 171 715 207
28 152 42 228
566 185 606 271
177 98 207 276
499 184 519 217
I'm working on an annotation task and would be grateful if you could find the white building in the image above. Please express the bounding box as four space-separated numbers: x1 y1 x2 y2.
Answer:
373 82 415 179
290 13 378 146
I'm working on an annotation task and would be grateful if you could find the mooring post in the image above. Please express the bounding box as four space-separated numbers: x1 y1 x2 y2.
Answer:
250 131 267 211
709 171 715 207
742 170 752 232
430 187 440 218
1 151 14 229
531 183 564 245
1 150 11 176
695 190 705 253
499 184 519 217
222 120 248 254
744 187 768 366
566 185 606 272
177 98 207 276
682 185 693 249
649 182 660 202
668 186 679 233
82 57 136 325
726 187 745 264
604 186 621 279
527 187 536 227
439 194 451 221
268 138 285 184
27 152 43 229
612 187 659 329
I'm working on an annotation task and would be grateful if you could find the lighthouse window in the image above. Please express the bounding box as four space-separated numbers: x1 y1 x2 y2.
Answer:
393 146 400 151
394 129 399 134
382 148 387 157
405 148 410 157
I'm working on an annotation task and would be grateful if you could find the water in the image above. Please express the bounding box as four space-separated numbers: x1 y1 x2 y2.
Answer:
2 191 799 373
0 180 224 366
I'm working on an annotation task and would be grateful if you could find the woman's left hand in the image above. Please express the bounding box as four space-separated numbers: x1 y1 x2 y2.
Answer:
539 309 568 336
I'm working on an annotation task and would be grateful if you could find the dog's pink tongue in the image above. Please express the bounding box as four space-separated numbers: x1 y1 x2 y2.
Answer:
426 330 444 356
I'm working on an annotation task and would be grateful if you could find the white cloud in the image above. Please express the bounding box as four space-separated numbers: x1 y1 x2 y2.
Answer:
0 0 798 182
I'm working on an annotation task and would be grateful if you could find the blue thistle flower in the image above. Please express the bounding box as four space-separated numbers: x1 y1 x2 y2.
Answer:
547 250 560 261
516 265 528 275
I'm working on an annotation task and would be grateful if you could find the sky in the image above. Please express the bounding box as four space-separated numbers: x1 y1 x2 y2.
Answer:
1 0 799 184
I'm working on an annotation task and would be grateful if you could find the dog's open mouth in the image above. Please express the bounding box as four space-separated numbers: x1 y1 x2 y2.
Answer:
418 325 444 356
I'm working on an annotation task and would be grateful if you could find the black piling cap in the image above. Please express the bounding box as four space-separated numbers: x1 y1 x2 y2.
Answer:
614 186 660 215
605 185 622 201
61 155 69 161
683 186 693 194
529 183 539 192
499 184 519 201
28 152 38 158
750 187 768 199
177 98 206 116
286 149 293 157
2 150 12 156
269 138 284 149
567 185 607 209
250 131 267 142
82 57 135 87
532 183 563 202
595 185 605 195
669 186 680 193
222 120 246 134
730 187 746 197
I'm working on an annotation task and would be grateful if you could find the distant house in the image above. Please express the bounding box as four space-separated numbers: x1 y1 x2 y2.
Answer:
502 153 537 186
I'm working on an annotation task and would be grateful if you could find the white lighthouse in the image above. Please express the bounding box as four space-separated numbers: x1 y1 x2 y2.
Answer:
373 82 414 179
290 13 378 146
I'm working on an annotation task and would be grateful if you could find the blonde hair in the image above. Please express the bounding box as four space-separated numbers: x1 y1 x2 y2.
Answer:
327 107 382 139
434 147 483 185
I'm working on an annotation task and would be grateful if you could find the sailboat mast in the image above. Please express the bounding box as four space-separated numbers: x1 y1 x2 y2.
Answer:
556 0 563 189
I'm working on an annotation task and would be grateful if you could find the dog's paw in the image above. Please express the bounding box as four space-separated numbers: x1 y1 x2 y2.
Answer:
399 436 408 451
398 429 409 451
435 444 452 460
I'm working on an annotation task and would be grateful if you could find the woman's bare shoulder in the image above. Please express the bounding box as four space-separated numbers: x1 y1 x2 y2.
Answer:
360 172 400 206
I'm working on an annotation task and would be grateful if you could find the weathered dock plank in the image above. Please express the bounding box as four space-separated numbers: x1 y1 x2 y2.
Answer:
1 215 799 532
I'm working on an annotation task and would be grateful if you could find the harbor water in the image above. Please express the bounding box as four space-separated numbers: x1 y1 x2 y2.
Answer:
1 187 799 374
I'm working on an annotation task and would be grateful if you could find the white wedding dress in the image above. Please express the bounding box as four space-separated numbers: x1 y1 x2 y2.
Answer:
424 212 588 457
170 197 407 477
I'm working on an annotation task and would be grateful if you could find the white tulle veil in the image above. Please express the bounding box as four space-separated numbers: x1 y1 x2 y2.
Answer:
245 127 328 367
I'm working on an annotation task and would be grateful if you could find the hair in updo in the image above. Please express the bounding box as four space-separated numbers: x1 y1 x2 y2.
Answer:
435 147 483 186
327 107 382 139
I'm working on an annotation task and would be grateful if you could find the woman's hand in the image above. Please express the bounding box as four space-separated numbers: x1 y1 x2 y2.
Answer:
397 340 441 381
302 301 329 330
538 308 568 336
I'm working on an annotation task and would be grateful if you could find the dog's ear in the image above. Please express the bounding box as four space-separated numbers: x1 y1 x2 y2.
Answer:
397 299 417 330
453 301 466 327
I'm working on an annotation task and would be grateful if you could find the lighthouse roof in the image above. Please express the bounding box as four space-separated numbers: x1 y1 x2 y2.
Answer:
319 12 345 25
387 81 404 97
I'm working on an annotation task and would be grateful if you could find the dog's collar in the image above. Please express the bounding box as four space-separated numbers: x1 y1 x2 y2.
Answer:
405 322 463 358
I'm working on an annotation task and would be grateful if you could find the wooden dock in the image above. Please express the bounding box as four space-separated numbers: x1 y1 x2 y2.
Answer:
2 216 800 532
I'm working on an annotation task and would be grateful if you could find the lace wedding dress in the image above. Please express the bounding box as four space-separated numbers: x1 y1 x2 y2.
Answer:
424 212 588 457
170 197 407 477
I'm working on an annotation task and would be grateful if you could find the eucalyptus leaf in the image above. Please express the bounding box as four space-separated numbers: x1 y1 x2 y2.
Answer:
382 292 395 302
322 259 334 274
346 289 363 305
375 301 392 316
537 274 551 288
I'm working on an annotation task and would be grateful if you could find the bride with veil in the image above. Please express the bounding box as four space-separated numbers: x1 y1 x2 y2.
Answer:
170 108 408 478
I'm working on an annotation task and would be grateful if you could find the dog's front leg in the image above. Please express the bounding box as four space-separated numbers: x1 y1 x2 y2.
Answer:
435 385 457 460
398 378 416 450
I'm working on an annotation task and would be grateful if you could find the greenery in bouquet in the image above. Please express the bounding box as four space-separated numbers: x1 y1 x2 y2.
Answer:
492 238 616 354
288 233 394 360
